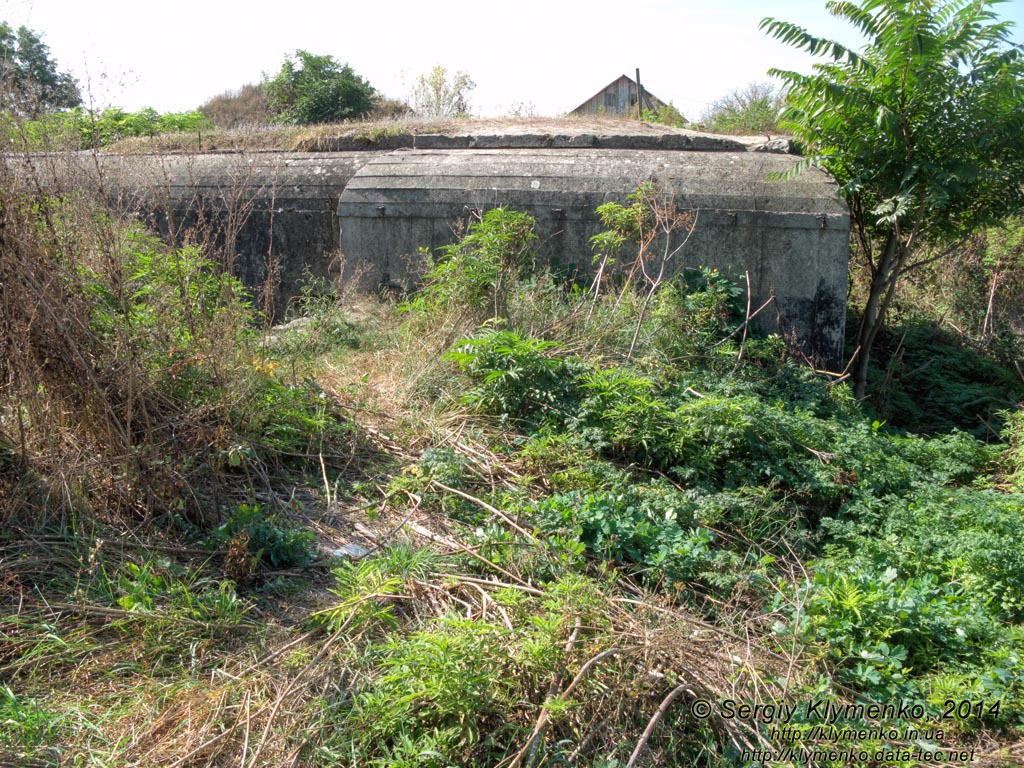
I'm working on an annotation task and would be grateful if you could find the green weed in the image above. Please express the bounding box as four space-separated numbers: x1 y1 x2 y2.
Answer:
314 540 440 636
447 329 584 427
4 107 212 150
403 207 537 330
0 685 59 750
211 503 317 570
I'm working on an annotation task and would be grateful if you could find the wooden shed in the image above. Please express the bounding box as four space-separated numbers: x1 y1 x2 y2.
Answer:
570 74 666 116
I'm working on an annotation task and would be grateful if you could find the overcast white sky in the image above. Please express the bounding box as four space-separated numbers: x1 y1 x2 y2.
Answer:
3 0 1023 120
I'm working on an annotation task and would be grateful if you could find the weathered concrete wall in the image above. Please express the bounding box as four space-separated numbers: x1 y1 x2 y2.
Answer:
104 152 383 316
19 151 380 317
339 149 850 366
25 135 849 365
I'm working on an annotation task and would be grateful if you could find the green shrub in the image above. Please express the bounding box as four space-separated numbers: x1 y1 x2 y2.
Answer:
790 565 996 699
80 221 253 402
71 211 355 478
234 376 350 463
314 541 439 635
643 101 688 127
406 207 538 325
645 268 744 364
698 82 785 135
1003 409 1024 490
778 480 1024 715
211 503 317 569
517 432 628 493
265 50 376 125
531 484 717 584
446 329 584 427
5 107 213 149
342 616 526 764
823 486 1024 621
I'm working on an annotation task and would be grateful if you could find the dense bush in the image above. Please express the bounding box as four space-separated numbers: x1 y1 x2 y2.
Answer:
642 101 688 127
783 481 1024 715
698 82 785 135
860 317 1024 436
446 330 583 427
406 207 537 324
211 502 317 569
823 487 1024 621
896 218 1024 342
790 565 1005 701
532 485 717 584
264 50 375 125
0 186 237 520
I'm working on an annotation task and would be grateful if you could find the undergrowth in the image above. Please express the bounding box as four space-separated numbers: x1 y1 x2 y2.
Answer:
0 168 360 527
2 178 1023 767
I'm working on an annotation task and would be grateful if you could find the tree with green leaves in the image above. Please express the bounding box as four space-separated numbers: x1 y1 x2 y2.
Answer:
411 65 475 117
264 50 375 125
0 22 80 116
699 81 785 135
762 0 1024 398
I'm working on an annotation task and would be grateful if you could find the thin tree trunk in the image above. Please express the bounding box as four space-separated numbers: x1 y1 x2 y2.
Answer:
982 264 1000 338
851 203 926 401
852 231 898 400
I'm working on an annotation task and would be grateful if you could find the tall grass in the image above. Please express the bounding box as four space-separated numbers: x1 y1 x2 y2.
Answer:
0 147 360 529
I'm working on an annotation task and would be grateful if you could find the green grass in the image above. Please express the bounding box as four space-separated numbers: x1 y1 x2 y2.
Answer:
3 183 1024 766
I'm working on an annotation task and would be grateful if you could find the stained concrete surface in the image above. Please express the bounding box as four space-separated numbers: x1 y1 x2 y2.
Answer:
23 125 849 366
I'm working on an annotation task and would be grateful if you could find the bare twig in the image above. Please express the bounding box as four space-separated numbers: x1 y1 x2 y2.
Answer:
626 683 689 768
404 520 541 592
503 646 638 768
430 479 536 540
732 269 753 372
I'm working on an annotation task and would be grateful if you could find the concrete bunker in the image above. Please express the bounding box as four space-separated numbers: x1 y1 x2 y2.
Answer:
339 148 850 366
32 131 850 366
27 151 383 315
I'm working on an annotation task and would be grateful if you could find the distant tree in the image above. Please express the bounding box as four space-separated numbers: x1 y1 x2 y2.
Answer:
411 65 475 117
762 0 1024 398
200 83 271 128
504 101 537 118
264 51 375 125
699 82 784 135
0 22 80 116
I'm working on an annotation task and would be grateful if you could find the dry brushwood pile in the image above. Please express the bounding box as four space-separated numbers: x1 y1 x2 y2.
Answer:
2 158 1024 768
